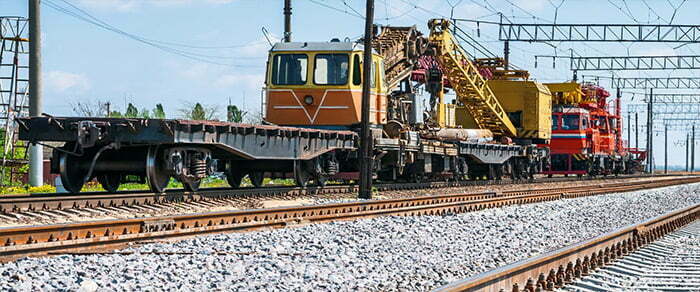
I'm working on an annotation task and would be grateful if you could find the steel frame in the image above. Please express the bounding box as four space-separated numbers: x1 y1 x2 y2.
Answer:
642 93 700 103
627 103 700 114
571 55 700 71
611 77 700 89
499 23 700 42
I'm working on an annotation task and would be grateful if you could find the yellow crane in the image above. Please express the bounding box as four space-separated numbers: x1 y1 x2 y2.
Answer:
427 19 518 137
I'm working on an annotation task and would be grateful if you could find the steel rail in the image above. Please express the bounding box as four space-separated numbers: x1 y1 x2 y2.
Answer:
0 176 697 262
0 173 675 215
436 190 700 292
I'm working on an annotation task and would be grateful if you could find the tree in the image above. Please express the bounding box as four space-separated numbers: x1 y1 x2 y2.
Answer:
179 102 220 120
71 100 110 117
153 104 166 119
140 108 151 119
108 111 123 118
191 103 206 120
124 103 139 118
244 109 264 124
227 105 247 123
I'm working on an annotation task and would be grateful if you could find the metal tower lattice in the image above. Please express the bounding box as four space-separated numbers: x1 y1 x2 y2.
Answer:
0 17 30 186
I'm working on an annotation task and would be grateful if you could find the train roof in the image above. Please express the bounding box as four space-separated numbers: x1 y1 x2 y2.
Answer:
270 41 372 53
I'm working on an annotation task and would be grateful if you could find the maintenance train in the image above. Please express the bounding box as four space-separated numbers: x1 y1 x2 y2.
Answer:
17 20 644 194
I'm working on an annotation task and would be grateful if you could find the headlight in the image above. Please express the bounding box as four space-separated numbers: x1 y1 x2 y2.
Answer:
304 95 314 105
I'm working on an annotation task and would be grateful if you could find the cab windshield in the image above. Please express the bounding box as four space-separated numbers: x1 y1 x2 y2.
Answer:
314 54 349 85
271 54 308 85
562 115 580 130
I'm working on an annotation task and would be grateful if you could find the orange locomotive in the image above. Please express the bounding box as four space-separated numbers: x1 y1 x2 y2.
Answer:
544 83 644 176
265 41 387 128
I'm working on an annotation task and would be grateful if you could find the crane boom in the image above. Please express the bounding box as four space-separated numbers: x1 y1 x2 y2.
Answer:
371 26 425 90
427 19 517 137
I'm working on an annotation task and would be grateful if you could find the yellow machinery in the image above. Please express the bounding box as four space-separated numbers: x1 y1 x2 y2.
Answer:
545 82 585 105
427 19 518 137
427 19 551 142
487 80 552 140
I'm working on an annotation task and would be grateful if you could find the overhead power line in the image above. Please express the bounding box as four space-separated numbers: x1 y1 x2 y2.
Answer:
44 0 262 67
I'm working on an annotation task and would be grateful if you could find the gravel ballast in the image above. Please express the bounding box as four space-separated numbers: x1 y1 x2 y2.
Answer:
2 183 700 291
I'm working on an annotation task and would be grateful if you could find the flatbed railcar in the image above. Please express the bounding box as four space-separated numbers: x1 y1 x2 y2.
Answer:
17 117 357 193
17 115 542 194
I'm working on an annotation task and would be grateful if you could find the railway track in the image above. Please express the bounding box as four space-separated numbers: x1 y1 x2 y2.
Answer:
0 175 697 262
564 220 700 291
0 174 676 223
436 186 700 292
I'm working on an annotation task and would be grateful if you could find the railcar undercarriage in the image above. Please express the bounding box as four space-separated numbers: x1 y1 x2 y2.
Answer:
18 116 547 194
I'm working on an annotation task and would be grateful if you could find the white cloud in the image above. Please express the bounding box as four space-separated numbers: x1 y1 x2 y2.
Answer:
77 0 237 11
237 38 275 58
46 71 90 92
77 0 139 12
214 73 264 89
166 60 263 90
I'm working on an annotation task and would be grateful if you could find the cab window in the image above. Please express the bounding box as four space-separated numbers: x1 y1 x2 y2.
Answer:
271 54 307 85
370 61 377 89
352 54 361 85
562 115 580 130
581 116 588 129
314 54 349 85
551 114 559 130
379 61 386 88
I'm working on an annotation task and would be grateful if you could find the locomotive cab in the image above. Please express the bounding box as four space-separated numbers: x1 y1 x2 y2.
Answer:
264 41 387 129
547 107 591 175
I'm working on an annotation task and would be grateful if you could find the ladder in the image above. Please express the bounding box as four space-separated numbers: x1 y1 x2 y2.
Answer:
427 19 517 137
0 17 30 186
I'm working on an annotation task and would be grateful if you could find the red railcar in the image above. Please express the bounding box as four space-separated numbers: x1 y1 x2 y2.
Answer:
543 83 645 176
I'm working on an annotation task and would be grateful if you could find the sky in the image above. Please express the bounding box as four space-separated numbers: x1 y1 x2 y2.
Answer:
2 0 700 167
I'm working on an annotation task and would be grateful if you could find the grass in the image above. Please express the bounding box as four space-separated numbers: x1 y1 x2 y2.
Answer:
0 176 298 195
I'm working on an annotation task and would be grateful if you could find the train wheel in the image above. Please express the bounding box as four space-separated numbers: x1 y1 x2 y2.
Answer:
494 165 503 181
249 171 264 188
457 159 469 181
97 173 121 193
225 161 244 188
58 146 86 193
315 175 328 187
411 172 424 183
146 145 170 193
226 172 243 188
294 161 311 187
183 180 201 192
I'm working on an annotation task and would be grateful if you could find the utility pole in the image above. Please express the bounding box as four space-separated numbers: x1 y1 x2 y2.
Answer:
664 124 668 174
627 112 631 150
28 0 43 187
358 0 374 199
647 88 654 174
283 0 292 42
635 112 638 150
692 125 696 174
686 133 690 172
503 40 509 70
